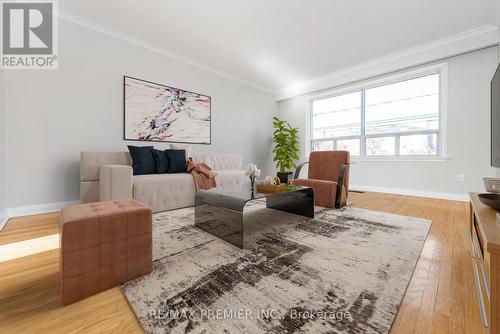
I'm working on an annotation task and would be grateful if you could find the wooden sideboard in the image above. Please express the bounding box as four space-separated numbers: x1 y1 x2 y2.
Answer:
470 192 500 333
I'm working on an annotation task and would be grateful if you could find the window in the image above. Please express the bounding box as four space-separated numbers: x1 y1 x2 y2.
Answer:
310 70 443 158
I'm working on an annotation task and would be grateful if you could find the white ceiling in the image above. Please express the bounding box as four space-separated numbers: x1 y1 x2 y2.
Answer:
60 0 500 93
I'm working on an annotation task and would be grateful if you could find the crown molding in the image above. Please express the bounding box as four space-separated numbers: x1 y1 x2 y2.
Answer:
56 9 274 94
51 10 500 101
276 25 500 101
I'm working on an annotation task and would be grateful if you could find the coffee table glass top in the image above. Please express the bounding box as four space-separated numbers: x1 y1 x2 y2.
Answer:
195 184 314 248
202 184 309 202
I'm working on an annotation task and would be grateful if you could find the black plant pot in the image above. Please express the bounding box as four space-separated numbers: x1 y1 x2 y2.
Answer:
277 172 292 184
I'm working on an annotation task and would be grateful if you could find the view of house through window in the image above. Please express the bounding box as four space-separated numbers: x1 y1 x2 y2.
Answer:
311 72 441 157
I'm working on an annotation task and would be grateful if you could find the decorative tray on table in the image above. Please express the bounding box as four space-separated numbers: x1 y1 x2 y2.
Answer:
256 183 287 194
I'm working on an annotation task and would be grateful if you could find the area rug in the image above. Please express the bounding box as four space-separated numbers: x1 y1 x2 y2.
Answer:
122 201 431 334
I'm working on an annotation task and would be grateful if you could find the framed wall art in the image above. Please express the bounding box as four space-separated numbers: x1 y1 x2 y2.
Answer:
124 76 211 144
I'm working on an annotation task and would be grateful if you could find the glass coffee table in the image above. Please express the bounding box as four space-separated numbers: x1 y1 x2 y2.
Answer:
194 185 314 248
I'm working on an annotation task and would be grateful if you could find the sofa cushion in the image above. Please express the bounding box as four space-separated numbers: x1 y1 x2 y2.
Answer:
127 146 155 175
133 173 196 212
165 149 186 173
214 169 247 188
151 149 169 174
192 153 242 170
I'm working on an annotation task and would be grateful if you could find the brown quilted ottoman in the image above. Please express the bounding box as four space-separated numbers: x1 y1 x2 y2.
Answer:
60 199 152 305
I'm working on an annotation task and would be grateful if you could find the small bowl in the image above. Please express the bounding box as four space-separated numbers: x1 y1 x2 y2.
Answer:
478 193 500 211
483 177 500 193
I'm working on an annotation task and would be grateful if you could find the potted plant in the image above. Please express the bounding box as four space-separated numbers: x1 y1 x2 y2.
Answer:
272 117 300 184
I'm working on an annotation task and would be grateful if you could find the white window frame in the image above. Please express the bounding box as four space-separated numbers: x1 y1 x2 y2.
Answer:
307 63 448 161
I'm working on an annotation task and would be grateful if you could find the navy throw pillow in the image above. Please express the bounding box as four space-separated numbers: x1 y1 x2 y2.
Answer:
127 145 155 175
165 149 186 173
151 149 169 174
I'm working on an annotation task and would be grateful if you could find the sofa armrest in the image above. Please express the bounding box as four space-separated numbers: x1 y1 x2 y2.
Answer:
99 164 133 201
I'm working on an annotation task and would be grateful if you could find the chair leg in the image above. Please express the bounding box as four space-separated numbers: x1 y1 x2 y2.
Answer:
335 184 343 209
335 186 347 209
335 164 348 208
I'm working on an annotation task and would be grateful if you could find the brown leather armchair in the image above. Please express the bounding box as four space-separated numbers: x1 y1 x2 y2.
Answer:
291 151 350 208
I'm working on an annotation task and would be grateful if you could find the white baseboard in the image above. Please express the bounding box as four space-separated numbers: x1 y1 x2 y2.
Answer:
350 185 469 202
7 200 80 219
0 210 8 231
0 188 468 231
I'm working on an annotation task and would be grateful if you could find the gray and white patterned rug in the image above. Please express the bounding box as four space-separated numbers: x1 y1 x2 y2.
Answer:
122 201 431 334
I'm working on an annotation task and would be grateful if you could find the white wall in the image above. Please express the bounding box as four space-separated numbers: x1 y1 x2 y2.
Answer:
0 69 6 225
279 46 499 200
4 19 278 208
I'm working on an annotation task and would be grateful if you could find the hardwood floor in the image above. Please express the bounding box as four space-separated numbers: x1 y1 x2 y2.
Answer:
0 212 59 245
0 192 485 333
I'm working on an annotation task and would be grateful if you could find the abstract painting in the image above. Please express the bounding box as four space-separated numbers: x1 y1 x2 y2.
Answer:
124 76 211 144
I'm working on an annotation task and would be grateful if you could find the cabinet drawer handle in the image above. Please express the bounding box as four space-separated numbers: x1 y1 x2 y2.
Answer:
480 265 490 301
473 262 489 328
469 233 476 258
475 237 483 260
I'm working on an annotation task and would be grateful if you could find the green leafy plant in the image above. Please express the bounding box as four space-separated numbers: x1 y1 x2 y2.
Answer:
272 117 300 174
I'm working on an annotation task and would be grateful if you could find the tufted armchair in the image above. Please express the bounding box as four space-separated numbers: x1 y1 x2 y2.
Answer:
291 151 350 209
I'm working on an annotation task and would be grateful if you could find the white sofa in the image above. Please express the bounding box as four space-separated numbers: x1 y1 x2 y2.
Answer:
80 151 246 213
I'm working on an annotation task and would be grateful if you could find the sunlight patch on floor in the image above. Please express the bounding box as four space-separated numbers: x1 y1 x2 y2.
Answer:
0 234 59 262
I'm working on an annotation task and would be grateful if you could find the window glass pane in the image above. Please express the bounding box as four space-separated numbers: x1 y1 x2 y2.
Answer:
312 91 361 139
336 139 360 156
312 140 334 151
366 137 396 156
365 74 439 135
400 133 438 155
